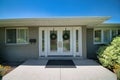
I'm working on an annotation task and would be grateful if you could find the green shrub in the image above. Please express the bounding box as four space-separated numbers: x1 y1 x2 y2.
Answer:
97 35 120 70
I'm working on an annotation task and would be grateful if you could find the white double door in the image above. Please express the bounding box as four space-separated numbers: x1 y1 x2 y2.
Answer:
39 27 82 56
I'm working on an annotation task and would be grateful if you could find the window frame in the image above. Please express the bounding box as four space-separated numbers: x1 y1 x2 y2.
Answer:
94 28 119 44
5 27 29 45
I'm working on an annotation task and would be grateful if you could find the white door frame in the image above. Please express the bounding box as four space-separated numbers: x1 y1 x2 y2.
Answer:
39 27 82 57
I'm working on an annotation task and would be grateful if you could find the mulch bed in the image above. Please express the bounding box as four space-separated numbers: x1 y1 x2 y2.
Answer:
1 62 23 76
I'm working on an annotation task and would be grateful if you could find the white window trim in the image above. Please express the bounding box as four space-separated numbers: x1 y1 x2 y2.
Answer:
5 27 29 45
94 28 119 44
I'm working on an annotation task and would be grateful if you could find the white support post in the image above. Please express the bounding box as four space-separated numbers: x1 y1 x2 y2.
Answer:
45 29 48 57
73 29 76 57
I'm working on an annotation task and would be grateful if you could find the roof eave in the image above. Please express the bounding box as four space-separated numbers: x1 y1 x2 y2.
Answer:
0 17 111 27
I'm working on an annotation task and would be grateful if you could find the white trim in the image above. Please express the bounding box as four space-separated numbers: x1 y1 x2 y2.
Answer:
5 43 29 45
39 27 83 57
39 27 48 57
72 27 82 56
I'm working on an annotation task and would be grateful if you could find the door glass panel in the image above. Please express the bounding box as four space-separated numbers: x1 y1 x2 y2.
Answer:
50 31 57 51
42 31 44 52
76 30 79 52
63 30 70 52
17 29 28 43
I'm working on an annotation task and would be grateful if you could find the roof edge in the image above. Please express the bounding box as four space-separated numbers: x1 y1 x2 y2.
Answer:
0 16 111 20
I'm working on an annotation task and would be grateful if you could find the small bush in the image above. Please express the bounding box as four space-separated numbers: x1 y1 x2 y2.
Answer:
113 64 120 80
0 65 11 77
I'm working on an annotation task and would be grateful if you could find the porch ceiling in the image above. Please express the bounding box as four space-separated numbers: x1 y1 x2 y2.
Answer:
0 16 111 27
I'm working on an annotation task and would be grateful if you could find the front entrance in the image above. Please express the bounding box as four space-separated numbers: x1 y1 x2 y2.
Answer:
39 27 82 57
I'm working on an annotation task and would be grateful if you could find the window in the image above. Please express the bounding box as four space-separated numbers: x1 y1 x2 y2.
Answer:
94 29 119 44
6 29 16 43
42 31 44 51
94 30 102 42
76 30 79 52
6 28 28 44
112 30 118 38
103 30 110 43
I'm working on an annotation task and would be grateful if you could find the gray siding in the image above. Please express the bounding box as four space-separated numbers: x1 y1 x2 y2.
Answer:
82 26 87 58
1 27 39 62
0 28 5 62
0 28 5 45
86 28 103 59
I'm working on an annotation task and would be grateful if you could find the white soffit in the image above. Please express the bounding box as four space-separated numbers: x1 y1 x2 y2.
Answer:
88 23 120 28
0 16 111 27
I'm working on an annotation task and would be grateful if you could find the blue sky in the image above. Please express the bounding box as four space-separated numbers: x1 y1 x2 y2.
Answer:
0 0 120 23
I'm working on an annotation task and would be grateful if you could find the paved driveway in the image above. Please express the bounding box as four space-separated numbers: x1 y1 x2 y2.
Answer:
2 59 117 80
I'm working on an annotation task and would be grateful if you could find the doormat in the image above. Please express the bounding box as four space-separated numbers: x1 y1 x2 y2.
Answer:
46 60 76 68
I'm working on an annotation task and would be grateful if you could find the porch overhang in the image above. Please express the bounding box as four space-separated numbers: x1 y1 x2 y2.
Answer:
0 16 111 27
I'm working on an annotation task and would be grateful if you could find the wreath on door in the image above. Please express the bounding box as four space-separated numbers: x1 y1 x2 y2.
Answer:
50 33 57 40
63 33 69 40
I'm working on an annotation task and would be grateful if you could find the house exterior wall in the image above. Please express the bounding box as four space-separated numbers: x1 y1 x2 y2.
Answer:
0 18 119 62
1 27 39 62
0 27 5 62
1 26 87 62
1 26 111 62
86 28 103 59
82 26 87 58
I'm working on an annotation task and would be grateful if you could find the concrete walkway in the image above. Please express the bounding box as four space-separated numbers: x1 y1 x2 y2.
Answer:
2 59 117 80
